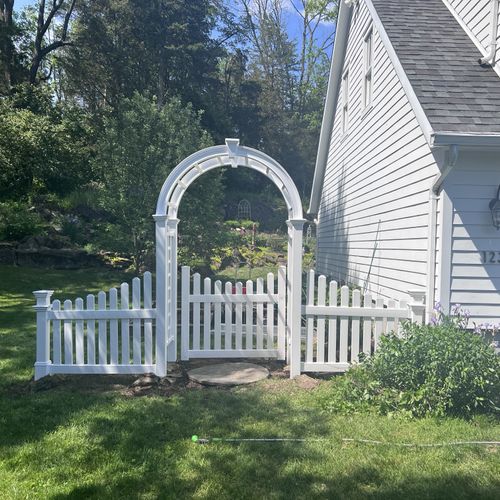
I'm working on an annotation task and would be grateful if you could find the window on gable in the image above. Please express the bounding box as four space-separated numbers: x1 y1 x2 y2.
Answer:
342 69 349 134
363 27 373 109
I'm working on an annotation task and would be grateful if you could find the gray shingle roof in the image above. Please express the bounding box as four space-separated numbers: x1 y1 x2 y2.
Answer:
371 0 500 135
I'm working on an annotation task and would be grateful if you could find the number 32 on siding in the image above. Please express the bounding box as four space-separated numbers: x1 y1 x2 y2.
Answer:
482 251 500 263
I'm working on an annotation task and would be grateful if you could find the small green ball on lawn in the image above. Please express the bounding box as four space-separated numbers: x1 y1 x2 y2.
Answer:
192 435 199 443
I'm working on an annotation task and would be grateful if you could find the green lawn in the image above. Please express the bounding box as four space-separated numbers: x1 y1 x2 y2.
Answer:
1 264 499 499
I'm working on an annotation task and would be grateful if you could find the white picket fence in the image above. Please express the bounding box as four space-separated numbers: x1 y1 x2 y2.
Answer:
301 270 415 373
34 267 426 379
33 272 157 380
181 265 286 360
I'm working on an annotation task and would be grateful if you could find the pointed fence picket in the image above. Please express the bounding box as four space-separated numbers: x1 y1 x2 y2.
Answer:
301 270 411 373
34 265 425 380
180 265 286 360
33 272 157 380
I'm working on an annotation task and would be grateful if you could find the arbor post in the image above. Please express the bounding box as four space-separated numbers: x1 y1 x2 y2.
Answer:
154 214 168 377
287 218 306 378
166 218 179 362
33 290 54 380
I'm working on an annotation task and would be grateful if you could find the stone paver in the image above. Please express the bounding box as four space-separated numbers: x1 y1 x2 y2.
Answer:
187 362 269 386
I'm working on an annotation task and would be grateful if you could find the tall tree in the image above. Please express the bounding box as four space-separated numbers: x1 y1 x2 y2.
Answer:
292 0 337 114
95 93 223 271
61 0 222 122
30 0 76 84
0 84 94 200
232 0 337 195
0 0 15 91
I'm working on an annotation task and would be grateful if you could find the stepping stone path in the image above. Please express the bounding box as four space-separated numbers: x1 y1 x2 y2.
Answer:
187 362 269 386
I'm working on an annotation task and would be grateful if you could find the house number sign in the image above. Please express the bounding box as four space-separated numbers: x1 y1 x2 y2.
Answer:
481 251 500 263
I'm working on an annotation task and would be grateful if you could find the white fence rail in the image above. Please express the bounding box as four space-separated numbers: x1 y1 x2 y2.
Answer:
34 272 157 380
300 270 423 373
34 266 426 379
181 265 286 360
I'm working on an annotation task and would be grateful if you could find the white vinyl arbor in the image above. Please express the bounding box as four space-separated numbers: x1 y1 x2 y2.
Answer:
153 139 306 377
33 139 422 379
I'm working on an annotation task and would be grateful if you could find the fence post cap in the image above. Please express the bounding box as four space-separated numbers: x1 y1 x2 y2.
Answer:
152 213 168 222
407 289 426 303
286 218 307 230
33 290 54 308
33 289 54 296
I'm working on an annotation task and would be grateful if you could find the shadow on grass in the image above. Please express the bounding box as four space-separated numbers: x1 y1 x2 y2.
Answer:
50 472 500 500
1 385 490 500
1 264 499 499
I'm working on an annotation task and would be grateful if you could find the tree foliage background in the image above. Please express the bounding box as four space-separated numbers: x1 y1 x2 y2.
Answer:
0 0 337 271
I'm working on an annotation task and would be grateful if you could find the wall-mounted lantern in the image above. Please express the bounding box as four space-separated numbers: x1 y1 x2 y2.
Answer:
489 185 500 229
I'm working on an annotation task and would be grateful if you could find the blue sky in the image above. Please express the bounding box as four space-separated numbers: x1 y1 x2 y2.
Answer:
14 0 335 56
15 0 35 11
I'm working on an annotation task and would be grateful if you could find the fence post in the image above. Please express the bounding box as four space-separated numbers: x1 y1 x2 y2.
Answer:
166 217 179 363
287 218 305 378
407 289 426 325
154 214 167 377
33 290 54 380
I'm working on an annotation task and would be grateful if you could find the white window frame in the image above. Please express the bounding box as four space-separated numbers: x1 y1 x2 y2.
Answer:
363 26 373 109
342 68 349 134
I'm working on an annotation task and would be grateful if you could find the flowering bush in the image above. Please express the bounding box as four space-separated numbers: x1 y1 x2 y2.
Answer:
323 306 500 418
432 302 500 349
431 302 470 329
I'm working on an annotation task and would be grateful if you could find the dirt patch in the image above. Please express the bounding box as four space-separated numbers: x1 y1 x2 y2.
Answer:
29 374 136 394
23 359 325 398
294 374 321 390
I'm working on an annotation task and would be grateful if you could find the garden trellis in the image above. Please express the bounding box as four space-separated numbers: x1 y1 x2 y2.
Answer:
34 139 426 380
237 199 251 220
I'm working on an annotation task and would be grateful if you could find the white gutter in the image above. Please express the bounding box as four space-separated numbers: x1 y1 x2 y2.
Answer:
431 132 500 148
479 0 499 65
426 144 459 321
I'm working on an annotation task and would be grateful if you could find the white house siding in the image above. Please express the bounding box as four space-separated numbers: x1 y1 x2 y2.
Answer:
316 0 440 302
444 151 500 324
445 0 500 75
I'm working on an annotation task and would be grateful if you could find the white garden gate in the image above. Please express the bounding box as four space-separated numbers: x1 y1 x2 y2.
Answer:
33 139 426 380
180 266 286 360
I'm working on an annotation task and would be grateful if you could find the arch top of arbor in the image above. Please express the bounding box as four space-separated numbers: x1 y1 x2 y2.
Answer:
155 138 303 220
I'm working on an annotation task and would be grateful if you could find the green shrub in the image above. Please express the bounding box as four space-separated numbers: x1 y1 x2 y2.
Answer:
323 320 500 418
0 201 42 241
224 220 258 231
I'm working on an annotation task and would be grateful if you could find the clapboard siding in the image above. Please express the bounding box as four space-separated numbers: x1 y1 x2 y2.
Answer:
446 155 500 323
316 0 439 301
446 0 500 74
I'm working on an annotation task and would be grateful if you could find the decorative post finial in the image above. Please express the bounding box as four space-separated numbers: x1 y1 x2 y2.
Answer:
225 138 240 168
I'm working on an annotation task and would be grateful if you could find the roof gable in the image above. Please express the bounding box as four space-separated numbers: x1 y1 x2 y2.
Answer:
372 0 500 136
309 0 500 214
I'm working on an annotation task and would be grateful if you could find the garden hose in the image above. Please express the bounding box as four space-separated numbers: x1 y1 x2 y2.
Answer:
191 435 500 447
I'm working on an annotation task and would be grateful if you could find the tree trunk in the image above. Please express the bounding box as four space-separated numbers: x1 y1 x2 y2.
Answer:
157 56 166 109
29 0 76 85
0 0 14 91
29 55 42 85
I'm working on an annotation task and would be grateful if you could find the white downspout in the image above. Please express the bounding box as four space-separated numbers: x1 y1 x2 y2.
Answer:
426 145 459 322
479 0 499 65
